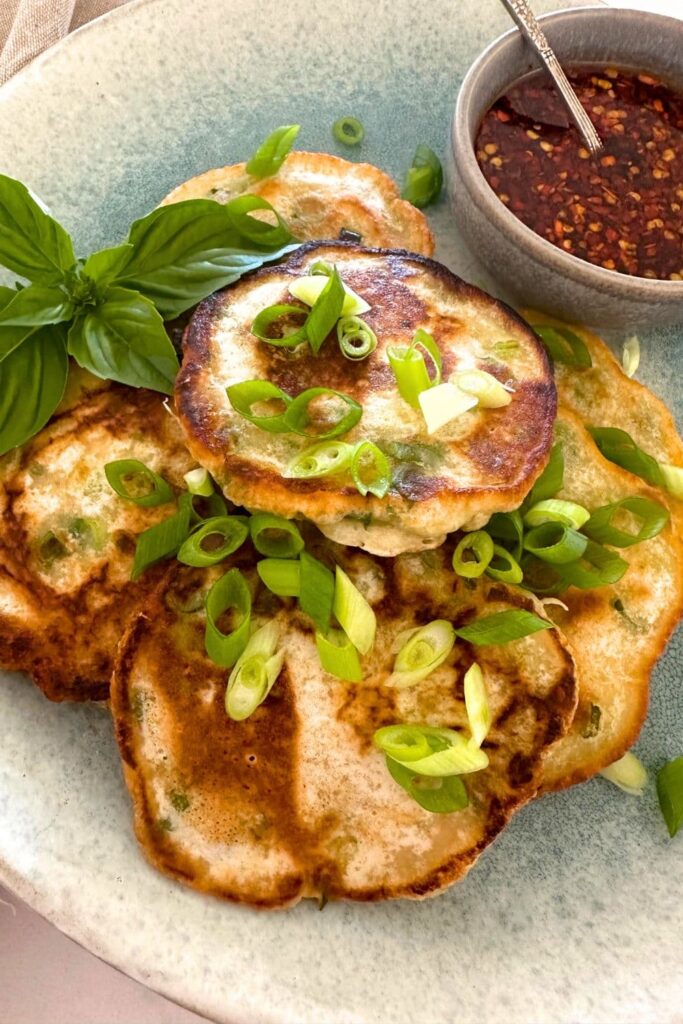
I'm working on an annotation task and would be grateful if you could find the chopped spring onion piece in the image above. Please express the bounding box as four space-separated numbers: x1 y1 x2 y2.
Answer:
311 260 332 276
177 516 249 567
299 550 335 633
337 316 377 360
257 557 301 597
532 324 592 369
249 513 304 558
558 539 628 590
401 145 443 209
452 531 494 579
227 379 292 434
656 757 683 838
388 328 442 409
451 369 512 409
486 511 524 561
523 522 588 564
385 727 488 777
225 621 284 721
454 609 552 645
69 516 107 551
419 382 478 434
524 498 590 530
131 493 192 580
183 467 213 497
524 443 564 509
373 724 433 762
583 496 669 548
621 335 640 378
105 459 174 508
245 124 300 179
37 530 68 565
189 491 229 525
333 565 376 655
224 194 293 248
464 663 490 748
491 339 519 357
289 275 370 317
351 441 391 498
283 386 362 440
659 463 683 500
385 757 469 814
284 441 354 479
485 544 523 584
599 751 647 796
332 116 365 146
389 619 455 688
588 427 665 489
303 267 346 355
251 304 308 347
204 568 251 668
519 554 566 597
315 627 362 682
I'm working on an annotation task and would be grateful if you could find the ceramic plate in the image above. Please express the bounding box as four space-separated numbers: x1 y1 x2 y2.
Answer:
1 2 681 1022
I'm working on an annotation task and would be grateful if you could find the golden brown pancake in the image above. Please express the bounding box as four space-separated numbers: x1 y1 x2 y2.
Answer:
160 151 434 255
176 242 556 556
112 539 577 908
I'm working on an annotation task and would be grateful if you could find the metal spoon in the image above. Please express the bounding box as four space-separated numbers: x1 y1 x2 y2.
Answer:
499 0 604 155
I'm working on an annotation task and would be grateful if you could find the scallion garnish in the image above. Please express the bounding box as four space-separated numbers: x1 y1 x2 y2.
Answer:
419 381 478 434
389 619 455 688
289 275 369 318
303 267 346 355
373 724 432 762
350 441 391 498
245 124 300 179
523 499 590 530
656 757 683 838
284 440 354 480
401 145 443 209
588 427 665 489
176 516 248 567
189 490 229 525
299 550 335 633
389 328 443 408
452 531 494 579
131 493 193 580
251 304 308 347
532 324 592 369
583 496 669 548
225 621 284 721
376 725 488 777
523 522 588 564
451 369 512 409
454 609 552 645
105 458 174 508
333 565 376 655
315 628 362 682
485 544 523 585
659 464 683 499
486 511 524 561
227 379 292 433
524 443 564 506
558 539 628 590
464 663 491 749
599 751 647 796
183 467 214 497
519 554 566 597
621 335 640 378
384 756 469 814
257 557 301 597
332 116 365 146
204 567 251 668
283 386 362 440
249 513 303 558
337 316 377 360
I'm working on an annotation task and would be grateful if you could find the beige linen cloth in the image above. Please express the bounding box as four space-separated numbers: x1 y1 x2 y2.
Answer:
0 0 129 84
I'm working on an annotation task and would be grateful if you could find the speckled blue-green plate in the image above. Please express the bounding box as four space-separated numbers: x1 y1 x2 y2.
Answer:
0 2 681 1022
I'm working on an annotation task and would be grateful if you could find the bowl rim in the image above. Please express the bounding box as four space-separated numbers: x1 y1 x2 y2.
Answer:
451 4 683 299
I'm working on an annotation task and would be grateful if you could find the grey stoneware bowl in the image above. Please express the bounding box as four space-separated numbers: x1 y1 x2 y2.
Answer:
449 5 683 328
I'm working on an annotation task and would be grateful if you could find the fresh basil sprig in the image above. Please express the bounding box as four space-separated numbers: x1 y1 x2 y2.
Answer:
0 173 297 455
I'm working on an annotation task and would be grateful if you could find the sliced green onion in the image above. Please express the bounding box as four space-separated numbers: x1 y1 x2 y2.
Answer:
131 494 192 580
454 609 552 645
464 663 491 748
183 467 214 497
401 145 443 209
333 565 376 655
657 757 683 838
373 724 433 762
419 382 478 434
532 324 592 369
588 427 665 488
388 328 442 409
519 554 566 596
351 441 391 498
245 124 300 179
332 116 365 146
289 275 370 318
249 512 303 558
105 459 174 508
486 511 524 561
451 369 512 409
523 499 590 530
251 304 308 347
486 544 523 584
337 316 377 360
37 530 69 566
583 496 669 548
385 728 488 777
599 751 647 796
311 260 333 276
226 621 284 721
284 440 354 480
299 550 335 633
177 516 248 567
304 267 346 355
68 516 107 551
384 757 469 814
622 335 640 378
659 463 683 499
525 443 564 506
315 627 362 682
225 195 292 248
452 531 494 579
491 339 519 357
257 557 301 597
283 386 362 440
189 491 229 524
204 567 251 668
389 619 455 688
523 522 588 565
558 539 628 590
227 379 292 433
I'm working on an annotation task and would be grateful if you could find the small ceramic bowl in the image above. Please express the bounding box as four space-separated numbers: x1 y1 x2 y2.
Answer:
449 5 683 328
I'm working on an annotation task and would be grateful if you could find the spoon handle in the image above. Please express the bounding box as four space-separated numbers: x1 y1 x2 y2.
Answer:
499 0 603 155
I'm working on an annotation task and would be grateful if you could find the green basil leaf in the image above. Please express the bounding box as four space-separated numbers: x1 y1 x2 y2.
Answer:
83 243 134 286
0 282 73 326
305 267 345 355
0 286 35 360
245 125 300 179
67 286 179 394
0 174 75 284
0 325 68 455
224 195 293 250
